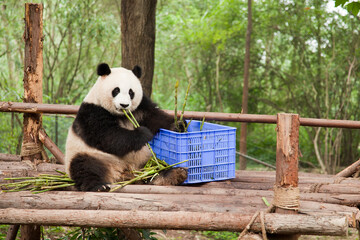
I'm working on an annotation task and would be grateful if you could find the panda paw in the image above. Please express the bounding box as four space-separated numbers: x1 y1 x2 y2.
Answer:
151 167 188 186
171 120 188 133
89 184 111 192
137 126 154 142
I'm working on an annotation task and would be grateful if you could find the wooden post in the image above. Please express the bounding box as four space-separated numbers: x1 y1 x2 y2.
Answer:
6 225 19 240
271 113 300 240
20 3 44 240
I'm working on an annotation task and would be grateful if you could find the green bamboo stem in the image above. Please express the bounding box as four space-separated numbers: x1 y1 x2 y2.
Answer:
1 172 74 193
127 110 140 128
123 110 137 127
122 109 160 166
174 80 179 129
200 116 206 131
126 110 159 164
111 160 188 192
180 80 191 123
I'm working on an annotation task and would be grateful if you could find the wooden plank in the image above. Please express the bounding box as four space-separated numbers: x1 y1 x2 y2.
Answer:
0 191 358 221
0 209 348 235
0 153 21 162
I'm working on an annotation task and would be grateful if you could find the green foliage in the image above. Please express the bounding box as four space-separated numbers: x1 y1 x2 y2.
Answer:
201 230 239 240
155 0 360 172
335 0 360 15
346 2 360 16
0 225 8 239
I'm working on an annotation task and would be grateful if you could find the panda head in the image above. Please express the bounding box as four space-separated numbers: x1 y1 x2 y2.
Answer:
90 63 143 115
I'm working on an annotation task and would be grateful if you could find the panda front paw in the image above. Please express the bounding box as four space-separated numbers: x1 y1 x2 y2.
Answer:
151 167 188 186
171 120 188 133
89 184 111 192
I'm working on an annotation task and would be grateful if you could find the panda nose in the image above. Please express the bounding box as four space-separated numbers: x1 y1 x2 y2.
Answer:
120 104 129 108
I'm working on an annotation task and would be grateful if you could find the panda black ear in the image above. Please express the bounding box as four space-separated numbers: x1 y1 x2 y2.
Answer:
97 63 111 76
132 65 142 78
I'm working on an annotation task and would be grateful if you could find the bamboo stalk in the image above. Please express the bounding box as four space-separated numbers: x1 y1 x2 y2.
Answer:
174 80 179 129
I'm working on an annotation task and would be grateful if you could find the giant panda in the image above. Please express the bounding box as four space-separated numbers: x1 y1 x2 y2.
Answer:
65 63 187 191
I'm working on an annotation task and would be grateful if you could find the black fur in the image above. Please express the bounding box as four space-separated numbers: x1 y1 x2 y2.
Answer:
132 65 142 78
70 153 110 191
97 63 111 76
72 103 153 157
137 95 178 134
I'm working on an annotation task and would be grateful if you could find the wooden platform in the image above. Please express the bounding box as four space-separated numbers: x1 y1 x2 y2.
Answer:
0 164 358 236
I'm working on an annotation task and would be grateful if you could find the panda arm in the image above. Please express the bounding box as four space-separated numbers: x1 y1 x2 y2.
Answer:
74 103 153 157
137 96 176 134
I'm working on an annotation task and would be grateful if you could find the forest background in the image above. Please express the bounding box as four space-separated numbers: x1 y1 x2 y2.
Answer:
0 0 359 174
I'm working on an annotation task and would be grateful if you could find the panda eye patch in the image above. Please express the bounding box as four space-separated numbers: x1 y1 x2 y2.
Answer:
129 89 135 99
112 87 120 97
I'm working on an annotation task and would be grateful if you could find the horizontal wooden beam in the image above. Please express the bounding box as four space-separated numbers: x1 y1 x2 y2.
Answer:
0 190 359 217
0 102 79 115
0 208 348 235
2 165 360 194
0 153 21 162
1 102 360 128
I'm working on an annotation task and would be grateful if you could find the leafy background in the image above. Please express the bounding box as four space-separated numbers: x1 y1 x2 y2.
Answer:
0 0 360 174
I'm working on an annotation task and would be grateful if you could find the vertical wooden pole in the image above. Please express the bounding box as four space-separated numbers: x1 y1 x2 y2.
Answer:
269 113 300 240
275 113 299 198
6 225 20 240
21 3 43 240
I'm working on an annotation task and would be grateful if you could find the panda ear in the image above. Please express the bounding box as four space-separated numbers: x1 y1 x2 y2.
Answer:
97 63 111 76
132 65 142 78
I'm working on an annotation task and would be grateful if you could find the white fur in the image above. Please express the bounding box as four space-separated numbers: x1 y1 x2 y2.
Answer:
84 67 143 115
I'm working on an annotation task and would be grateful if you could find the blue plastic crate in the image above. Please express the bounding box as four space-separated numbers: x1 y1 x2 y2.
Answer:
149 120 236 184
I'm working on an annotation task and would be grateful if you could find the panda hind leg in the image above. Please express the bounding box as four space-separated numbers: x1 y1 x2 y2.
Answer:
151 167 188 186
70 153 111 192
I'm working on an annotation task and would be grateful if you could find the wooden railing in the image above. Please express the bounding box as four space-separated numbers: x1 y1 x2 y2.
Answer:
1 101 360 128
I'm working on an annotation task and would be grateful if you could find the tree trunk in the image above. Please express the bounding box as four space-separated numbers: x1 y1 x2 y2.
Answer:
21 4 44 240
121 0 157 97
239 0 252 170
